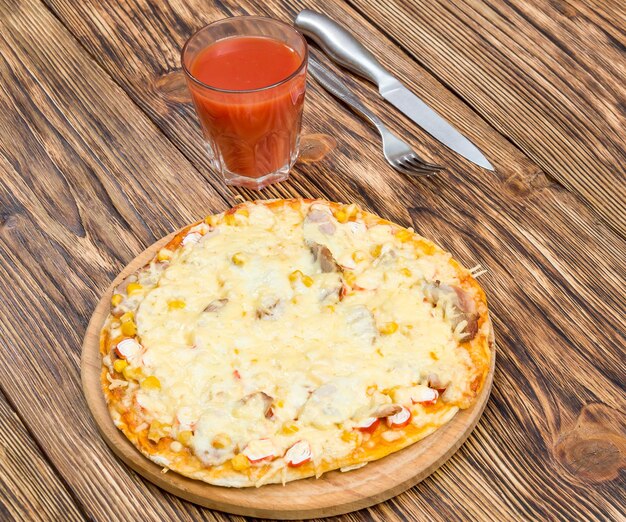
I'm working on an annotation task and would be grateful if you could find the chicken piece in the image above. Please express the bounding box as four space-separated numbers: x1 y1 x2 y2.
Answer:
307 241 339 273
299 378 371 428
370 403 402 418
204 298 228 313
285 440 312 467
318 284 341 303
305 206 336 235
242 438 277 463
255 297 284 320
372 243 396 267
240 391 275 419
345 305 377 345
392 385 439 405
193 409 236 466
114 274 138 296
422 281 479 340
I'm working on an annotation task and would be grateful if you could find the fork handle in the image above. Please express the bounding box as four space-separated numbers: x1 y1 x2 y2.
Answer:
295 9 395 89
307 56 386 134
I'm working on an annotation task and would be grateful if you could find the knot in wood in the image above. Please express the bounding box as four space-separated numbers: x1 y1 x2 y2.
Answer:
554 403 626 482
154 70 191 103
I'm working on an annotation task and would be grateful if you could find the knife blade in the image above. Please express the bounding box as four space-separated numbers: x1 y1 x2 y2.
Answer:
295 10 494 170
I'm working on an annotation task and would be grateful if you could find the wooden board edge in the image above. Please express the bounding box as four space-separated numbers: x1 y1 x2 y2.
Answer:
81 228 495 519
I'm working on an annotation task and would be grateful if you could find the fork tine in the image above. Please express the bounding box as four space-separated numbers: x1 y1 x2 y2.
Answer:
399 157 440 174
393 161 435 177
406 162 443 173
405 156 444 171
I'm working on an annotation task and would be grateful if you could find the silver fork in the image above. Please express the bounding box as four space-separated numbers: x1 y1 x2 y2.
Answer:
308 56 444 177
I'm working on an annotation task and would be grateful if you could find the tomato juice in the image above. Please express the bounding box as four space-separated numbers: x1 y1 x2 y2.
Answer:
183 24 307 187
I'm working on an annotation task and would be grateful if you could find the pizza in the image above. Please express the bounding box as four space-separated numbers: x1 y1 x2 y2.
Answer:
100 199 493 487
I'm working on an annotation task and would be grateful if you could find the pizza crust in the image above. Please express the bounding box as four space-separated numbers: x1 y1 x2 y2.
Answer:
100 199 493 487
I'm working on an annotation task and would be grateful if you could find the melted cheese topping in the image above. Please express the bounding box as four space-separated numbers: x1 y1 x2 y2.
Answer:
107 201 481 473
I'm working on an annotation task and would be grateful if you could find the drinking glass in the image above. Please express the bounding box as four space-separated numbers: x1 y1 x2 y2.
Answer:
182 17 308 190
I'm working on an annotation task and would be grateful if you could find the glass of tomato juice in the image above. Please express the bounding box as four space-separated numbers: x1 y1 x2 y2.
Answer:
181 17 308 190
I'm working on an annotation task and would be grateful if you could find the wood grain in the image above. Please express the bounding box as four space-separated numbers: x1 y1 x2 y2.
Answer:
0 1 230 520
80 228 494 519
0 390 85 521
0 0 624 520
347 0 626 236
41 0 538 210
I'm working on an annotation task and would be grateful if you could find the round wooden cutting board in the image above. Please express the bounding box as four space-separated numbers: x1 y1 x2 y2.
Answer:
82 229 495 519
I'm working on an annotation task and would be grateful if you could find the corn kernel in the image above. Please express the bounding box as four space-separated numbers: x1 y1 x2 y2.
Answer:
352 251 366 262
231 252 246 265
122 366 143 381
395 229 413 242
212 433 231 449
111 294 123 307
141 376 161 390
324 305 336 314
334 209 348 223
289 270 313 287
231 453 250 471
342 430 360 443
400 324 414 336
281 422 299 434
113 359 128 373
224 208 250 226
157 249 172 262
126 282 143 295
371 244 382 258
276 400 285 408
400 268 412 277
335 204 358 223
120 311 134 323
148 421 169 443
343 272 356 286
177 430 193 445
289 270 303 283
121 321 137 336
379 321 399 335
223 208 249 225
168 299 186 310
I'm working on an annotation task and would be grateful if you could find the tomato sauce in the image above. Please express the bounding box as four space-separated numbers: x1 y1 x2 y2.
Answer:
187 36 307 180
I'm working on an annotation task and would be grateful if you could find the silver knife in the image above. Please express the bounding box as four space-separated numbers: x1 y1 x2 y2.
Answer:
295 10 494 170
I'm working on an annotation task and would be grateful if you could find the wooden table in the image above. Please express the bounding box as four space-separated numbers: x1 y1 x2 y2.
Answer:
1 0 624 520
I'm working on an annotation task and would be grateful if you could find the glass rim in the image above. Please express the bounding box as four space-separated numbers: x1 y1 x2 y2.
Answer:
181 16 308 94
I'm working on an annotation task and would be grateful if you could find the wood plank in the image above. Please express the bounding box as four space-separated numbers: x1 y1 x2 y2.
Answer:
2 0 624 520
0 1 232 520
0 390 85 521
346 0 626 235
41 0 540 211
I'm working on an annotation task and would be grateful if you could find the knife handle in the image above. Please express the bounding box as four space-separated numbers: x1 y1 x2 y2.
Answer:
295 9 395 88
